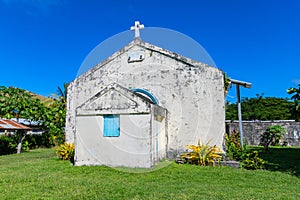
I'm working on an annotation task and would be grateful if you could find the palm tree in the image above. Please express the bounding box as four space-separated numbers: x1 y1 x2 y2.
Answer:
57 83 69 102
287 84 300 121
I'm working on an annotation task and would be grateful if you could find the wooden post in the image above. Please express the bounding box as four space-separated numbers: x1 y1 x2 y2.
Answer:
230 79 251 147
236 85 244 147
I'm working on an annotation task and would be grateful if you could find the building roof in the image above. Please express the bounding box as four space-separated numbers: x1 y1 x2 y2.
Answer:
74 38 223 83
10 118 41 126
76 83 154 116
0 119 31 130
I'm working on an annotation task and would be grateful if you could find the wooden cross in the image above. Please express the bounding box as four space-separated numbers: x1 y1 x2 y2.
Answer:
130 21 144 38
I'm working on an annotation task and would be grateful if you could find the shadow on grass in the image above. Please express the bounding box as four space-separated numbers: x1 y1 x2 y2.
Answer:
250 146 300 177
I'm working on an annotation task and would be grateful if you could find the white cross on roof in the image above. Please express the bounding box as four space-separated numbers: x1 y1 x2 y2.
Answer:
130 21 144 38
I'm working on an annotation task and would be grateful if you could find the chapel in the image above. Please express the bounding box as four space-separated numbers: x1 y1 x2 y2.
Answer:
65 21 225 168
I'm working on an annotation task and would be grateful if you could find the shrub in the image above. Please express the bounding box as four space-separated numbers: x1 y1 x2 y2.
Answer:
225 130 246 161
241 150 265 170
22 140 30 152
179 139 224 166
260 125 286 151
56 143 74 163
23 134 42 149
0 135 18 155
0 133 54 156
226 131 265 170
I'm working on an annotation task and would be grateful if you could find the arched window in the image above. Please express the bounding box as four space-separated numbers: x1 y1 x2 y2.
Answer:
131 88 159 105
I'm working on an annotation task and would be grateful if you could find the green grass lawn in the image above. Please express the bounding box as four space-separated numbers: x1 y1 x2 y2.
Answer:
251 146 300 177
0 148 299 200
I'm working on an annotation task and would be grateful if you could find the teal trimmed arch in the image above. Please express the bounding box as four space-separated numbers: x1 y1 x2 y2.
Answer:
131 88 159 105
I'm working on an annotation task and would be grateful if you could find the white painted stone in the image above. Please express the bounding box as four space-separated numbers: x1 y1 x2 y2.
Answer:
66 39 225 167
130 21 144 38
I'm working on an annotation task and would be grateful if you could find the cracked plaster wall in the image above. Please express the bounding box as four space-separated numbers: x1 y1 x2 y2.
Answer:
66 42 225 158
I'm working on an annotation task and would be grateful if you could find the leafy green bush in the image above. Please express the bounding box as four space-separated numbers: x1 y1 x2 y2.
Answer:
22 133 56 149
241 150 265 170
0 133 56 156
56 143 74 163
0 135 18 155
260 125 286 151
22 140 30 152
226 131 265 170
179 139 224 166
225 130 246 161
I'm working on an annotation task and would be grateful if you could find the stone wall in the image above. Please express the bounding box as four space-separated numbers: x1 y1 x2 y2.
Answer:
226 121 300 146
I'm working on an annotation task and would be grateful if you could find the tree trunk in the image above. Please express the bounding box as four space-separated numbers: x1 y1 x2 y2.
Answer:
264 134 275 152
16 131 26 154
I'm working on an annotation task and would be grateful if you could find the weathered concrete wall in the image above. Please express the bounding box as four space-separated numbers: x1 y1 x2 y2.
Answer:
152 105 168 162
67 39 225 162
226 121 300 146
75 114 153 168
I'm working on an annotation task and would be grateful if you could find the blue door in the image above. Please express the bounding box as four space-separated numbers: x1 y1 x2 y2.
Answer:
103 115 120 137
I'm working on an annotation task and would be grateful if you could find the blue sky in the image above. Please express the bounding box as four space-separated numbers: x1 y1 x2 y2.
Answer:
0 0 299 101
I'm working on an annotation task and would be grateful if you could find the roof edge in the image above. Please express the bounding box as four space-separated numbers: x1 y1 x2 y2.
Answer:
72 38 223 84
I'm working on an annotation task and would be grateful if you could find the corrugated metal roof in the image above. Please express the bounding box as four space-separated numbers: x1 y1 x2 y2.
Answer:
10 118 41 126
0 119 31 130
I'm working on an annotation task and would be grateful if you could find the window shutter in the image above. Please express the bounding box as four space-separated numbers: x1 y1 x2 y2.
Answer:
103 115 120 137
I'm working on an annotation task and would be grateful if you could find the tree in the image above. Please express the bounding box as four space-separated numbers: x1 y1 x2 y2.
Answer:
43 83 68 145
226 95 293 121
54 83 69 107
287 84 300 121
260 125 286 151
0 86 45 154
42 99 66 146
0 86 67 154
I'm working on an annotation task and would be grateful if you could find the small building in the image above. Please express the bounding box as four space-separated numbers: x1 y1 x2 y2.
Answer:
75 83 167 167
66 22 226 168
0 119 31 135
